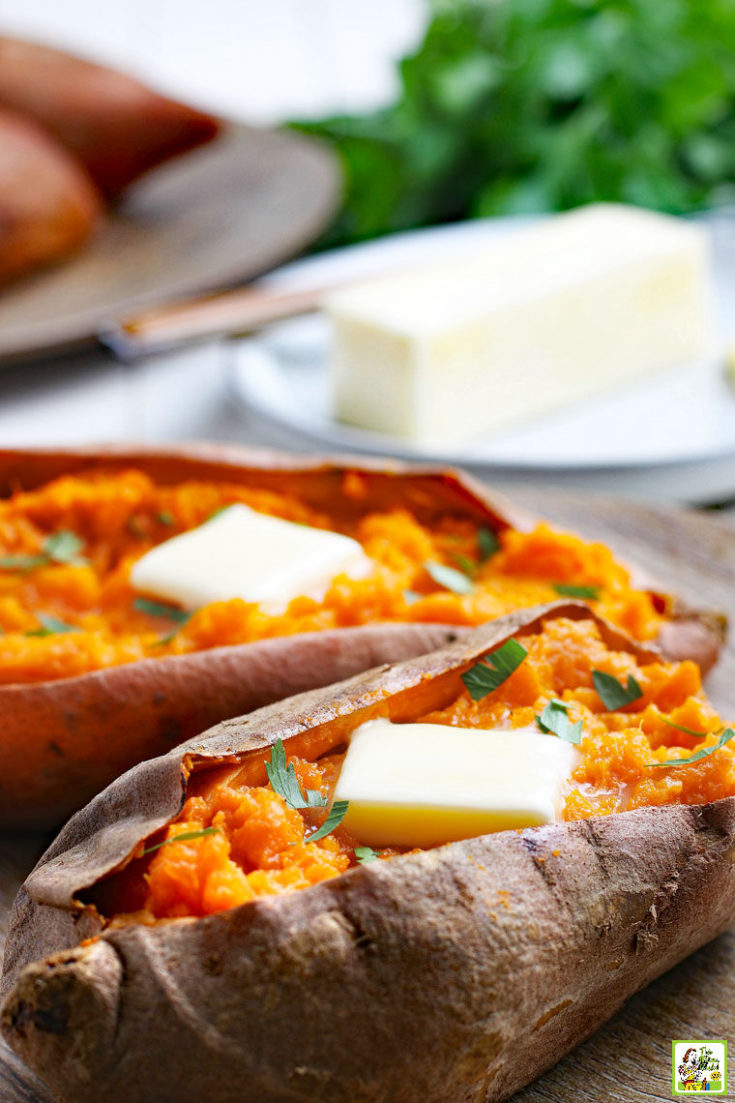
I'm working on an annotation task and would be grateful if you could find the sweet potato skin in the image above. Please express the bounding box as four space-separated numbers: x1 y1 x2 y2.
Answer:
0 109 101 286
0 443 723 829
5 803 735 1103
0 622 460 830
1 604 734 1103
0 37 220 197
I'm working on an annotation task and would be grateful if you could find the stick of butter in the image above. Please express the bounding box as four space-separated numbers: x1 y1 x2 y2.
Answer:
328 204 711 444
334 718 579 848
130 504 373 610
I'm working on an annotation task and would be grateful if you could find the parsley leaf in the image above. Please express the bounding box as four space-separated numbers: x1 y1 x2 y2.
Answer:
157 511 175 526
553 583 601 600
26 614 80 637
265 739 348 843
265 738 322 810
133 597 191 623
142 827 220 854
661 716 724 738
452 553 477 577
477 527 500 562
0 529 88 572
355 845 379 864
0 553 46 571
536 698 583 745
592 671 643 710
44 530 88 565
135 597 194 645
647 728 735 769
308 800 349 842
424 560 474 595
462 639 528 701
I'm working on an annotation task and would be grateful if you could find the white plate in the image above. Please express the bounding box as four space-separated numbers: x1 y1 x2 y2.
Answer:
229 213 735 504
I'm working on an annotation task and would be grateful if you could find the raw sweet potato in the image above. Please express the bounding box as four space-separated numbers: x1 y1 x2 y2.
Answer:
0 443 723 829
0 37 220 198
0 109 101 286
2 602 733 1103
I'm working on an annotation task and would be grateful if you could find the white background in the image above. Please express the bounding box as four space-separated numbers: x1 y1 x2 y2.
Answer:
0 0 427 122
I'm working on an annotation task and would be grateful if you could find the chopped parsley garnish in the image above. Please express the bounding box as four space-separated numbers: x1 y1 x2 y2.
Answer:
661 716 724 738
154 629 186 646
536 698 583 744
553 583 601 600
0 529 88 572
25 614 80 637
307 800 349 842
265 738 349 842
462 638 528 701
157 511 175 526
142 827 220 855
43 531 88 564
647 727 735 769
592 670 643 710
424 560 474 595
133 597 190 622
452 553 477 578
0 552 46 571
265 738 326 810
354 845 380 864
477 527 500 562
134 597 193 645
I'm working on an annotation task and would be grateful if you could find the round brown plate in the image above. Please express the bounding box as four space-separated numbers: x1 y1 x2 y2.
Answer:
0 123 339 365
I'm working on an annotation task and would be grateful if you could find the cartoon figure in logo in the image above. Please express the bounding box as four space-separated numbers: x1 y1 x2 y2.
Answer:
678 1047 712 1091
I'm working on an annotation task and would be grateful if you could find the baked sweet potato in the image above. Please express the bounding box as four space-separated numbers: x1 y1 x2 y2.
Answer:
0 37 220 198
2 601 733 1103
0 109 101 286
0 444 724 830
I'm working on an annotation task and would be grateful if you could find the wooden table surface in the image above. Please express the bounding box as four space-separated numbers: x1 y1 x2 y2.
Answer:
1 486 734 1102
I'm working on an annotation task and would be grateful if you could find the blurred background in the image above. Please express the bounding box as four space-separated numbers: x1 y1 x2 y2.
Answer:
0 0 426 126
2 0 735 502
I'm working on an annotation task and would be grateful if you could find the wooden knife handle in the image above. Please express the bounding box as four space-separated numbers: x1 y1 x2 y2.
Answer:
100 283 326 360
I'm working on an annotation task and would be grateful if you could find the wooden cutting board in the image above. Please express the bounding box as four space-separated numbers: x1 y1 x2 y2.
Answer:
1 487 733 1102
0 123 339 365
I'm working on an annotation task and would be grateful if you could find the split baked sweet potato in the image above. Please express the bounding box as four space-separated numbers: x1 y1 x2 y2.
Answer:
0 36 220 198
0 109 102 286
2 601 733 1103
0 444 723 829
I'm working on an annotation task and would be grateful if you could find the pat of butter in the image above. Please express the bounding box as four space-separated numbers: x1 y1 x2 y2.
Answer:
130 504 373 610
334 718 578 848
328 204 711 445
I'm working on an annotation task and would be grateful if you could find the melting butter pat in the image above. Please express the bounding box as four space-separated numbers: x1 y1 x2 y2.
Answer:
130 504 373 610
335 718 578 848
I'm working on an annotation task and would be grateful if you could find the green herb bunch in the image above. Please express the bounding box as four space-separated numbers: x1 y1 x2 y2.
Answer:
295 0 735 247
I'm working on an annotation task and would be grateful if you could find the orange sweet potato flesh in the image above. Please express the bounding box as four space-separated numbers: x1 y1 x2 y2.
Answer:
0 108 101 286
0 37 220 198
0 443 723 829
109 614 732 921
1 604 733 1103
